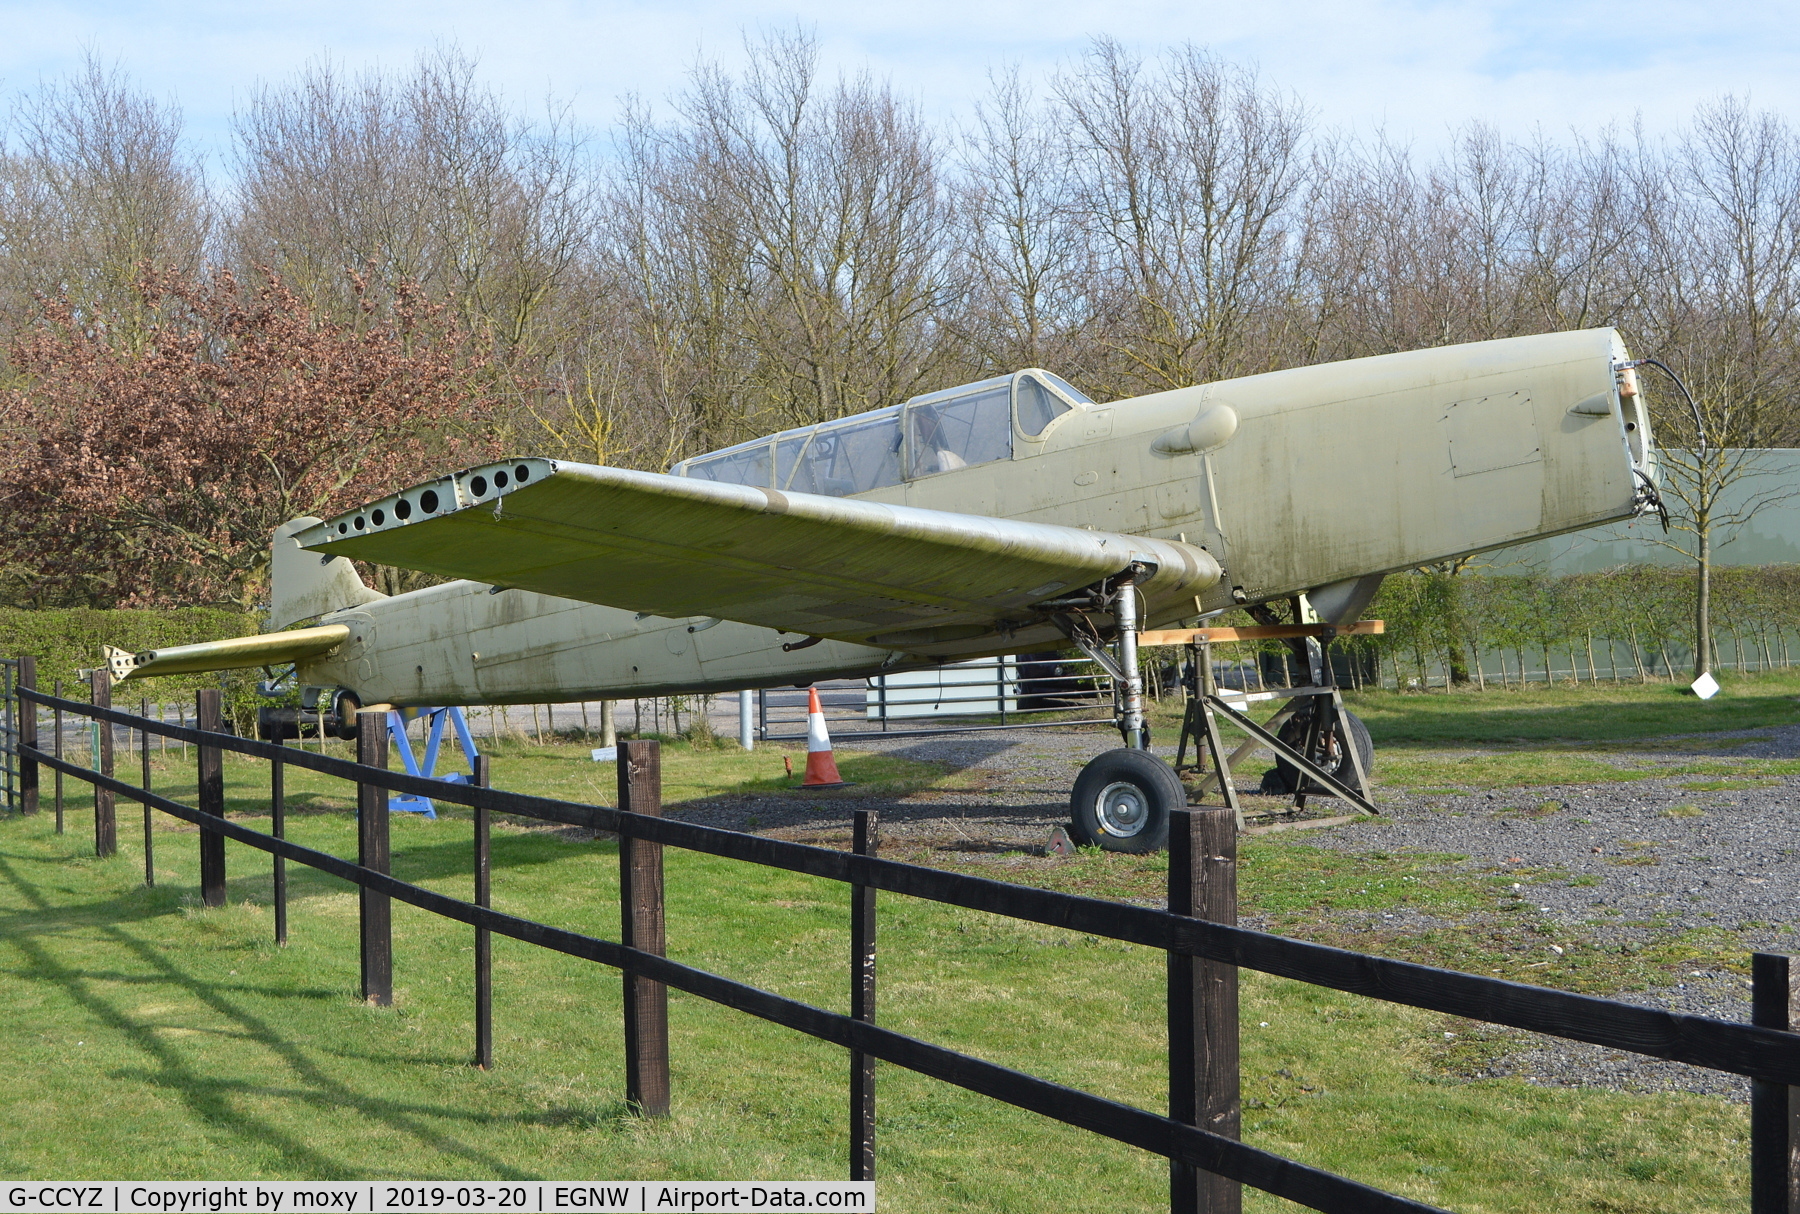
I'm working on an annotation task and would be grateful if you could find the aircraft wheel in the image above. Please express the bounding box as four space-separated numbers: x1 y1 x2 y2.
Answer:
328 689 363 740
1265 709 1373 795
1069 748 1184 853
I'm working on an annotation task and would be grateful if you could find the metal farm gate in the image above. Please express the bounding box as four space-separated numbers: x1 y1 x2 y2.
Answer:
755 654 1114 742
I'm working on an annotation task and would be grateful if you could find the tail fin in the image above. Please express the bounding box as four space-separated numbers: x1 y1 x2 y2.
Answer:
271 517 386 629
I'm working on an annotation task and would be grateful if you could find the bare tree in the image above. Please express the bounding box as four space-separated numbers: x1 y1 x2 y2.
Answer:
231 47 593 381
1055 40 1313 395
0 55 210 347
955 68 1098 381
564 30 960 469
1623 98 1800 678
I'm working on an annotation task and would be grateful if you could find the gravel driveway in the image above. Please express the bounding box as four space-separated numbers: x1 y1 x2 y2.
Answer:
667 720 1800 1103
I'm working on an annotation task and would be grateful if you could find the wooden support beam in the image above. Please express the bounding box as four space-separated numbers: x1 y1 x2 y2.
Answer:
196 689 225 905
52 681 64 834
1752 952 1800 1214
357 709 392 1005
1169 808 1241 1214
1140 621 1384 648
474 753 493 1070
619 739 670 1117
850 809 879 1181
140 698 154 887
18 656 37 816
92 669 116 858
272 741 287 945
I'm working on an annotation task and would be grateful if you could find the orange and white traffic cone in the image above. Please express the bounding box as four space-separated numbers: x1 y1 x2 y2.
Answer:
800 687 848 787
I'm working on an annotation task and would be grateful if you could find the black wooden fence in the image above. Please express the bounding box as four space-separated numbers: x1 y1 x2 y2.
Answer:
3 660 1799 1213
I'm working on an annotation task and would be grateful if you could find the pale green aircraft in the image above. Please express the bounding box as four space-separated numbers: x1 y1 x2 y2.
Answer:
109 328 1659 850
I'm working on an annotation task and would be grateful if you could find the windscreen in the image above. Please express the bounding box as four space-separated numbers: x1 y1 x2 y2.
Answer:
1016 374 1076 437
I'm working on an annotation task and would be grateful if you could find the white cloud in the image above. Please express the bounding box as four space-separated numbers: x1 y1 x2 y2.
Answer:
3 0 1798 163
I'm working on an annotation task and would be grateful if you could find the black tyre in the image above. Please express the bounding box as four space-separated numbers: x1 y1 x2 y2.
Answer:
1264 708 1373 796
1069 748 1185 853
327 689 363 740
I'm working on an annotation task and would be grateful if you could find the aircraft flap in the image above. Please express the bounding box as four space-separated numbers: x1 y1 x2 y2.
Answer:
295 459 1221 650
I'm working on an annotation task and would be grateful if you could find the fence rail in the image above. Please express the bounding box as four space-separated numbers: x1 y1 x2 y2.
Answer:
4 664 1799 1212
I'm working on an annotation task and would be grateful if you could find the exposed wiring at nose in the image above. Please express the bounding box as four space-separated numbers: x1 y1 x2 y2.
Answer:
1621 357 1708 456
1633 467 1670 532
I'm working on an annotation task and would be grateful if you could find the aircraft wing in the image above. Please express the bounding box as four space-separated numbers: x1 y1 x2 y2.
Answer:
296 458 1219 650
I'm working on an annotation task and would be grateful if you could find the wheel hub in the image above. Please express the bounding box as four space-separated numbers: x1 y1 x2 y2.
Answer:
1094 780 1149 837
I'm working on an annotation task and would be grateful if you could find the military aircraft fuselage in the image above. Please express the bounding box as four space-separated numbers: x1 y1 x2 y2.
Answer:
128 328 1652 712
298 580 899 708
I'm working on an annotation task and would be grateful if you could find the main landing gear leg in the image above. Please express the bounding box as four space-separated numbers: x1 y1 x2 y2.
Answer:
1057 565 1183 853
1115 570 1148 752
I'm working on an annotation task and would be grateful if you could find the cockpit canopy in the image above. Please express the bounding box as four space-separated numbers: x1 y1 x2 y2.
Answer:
672 369 1091 497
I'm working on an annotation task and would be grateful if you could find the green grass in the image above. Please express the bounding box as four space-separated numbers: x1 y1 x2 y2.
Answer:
220 732 961 813
1342 669 1800 745
1 739 1757 1210
1141 669 1800 792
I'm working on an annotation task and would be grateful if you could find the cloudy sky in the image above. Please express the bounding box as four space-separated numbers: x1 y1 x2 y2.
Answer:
3 0 1797 162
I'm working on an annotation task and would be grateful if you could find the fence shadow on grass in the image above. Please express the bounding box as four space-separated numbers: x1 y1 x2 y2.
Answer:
7 668 1800 1214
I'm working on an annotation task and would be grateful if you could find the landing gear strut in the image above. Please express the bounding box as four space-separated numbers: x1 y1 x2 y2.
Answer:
1051 565 1183 852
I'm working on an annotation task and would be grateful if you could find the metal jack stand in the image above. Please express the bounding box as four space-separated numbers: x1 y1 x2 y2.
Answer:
1155 622 1384 828
386 706 482 819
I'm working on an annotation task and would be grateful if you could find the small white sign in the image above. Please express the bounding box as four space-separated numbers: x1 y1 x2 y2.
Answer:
1692 672 1721 700
590 746 618 762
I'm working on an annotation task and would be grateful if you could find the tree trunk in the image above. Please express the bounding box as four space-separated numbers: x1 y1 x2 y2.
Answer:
1694 528 1713 679
1585 632 1598 682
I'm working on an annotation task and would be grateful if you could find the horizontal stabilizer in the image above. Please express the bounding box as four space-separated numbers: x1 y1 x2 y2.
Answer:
296 459 1221 653
107 625 352 683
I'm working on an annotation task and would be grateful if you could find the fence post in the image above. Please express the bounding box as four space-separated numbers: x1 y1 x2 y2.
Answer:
19 656 37 816
196 689 225 906
850 809 879 1181
272 739 287 945
473 753 493 1070
618 739 669 1117
53 680 63 834
1751 952 1799 1214
357 709 392 1006
92 669 116 858
140 697 153 887
1168 808 1241 1214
